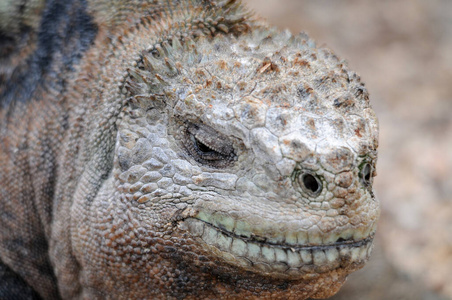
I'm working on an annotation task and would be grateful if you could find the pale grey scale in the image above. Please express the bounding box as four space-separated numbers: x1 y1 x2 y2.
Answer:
235 177 266 197
272 262 290 273
319 147 355 174
173 173 192 185
247 243 261 260
151 147 169 164
157 178 174 189
128 182 144 194
118 165 147 184
313 250 328 266
118 129 140 147
274 248 288 263
250 127 282 164
300 250 313 264
215 231 233 250
261 246 276 263
307 227 324 245
140 183 158 194
159 164 176 178
117 146 133 172
140 171 162 182
141 158 164 171
333 171 355 189
254 262 272 273
231 238 247 257
145 133 168 148
286 249 302 267
192 172 238 190
178 186 193 197
251 173 274 193
171 159 194 177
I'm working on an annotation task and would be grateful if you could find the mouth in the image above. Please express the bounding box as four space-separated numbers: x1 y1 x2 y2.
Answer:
183 213 375 278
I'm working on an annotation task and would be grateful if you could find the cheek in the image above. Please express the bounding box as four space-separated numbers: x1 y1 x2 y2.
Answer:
70 174 200 296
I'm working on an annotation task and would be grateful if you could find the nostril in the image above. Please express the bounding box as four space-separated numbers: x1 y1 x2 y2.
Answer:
363 164 371 181
360 163 373 186
303 174 319 192
299 172 323 196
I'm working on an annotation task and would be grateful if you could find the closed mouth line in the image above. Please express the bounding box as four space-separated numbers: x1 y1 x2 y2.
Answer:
196 218 374 251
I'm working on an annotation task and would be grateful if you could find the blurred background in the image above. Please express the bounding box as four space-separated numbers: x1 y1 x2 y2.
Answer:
243 0 452 299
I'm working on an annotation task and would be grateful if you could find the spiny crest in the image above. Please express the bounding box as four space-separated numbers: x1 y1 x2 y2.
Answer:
123 27 370 119
123 36 196 96
120 0 253 97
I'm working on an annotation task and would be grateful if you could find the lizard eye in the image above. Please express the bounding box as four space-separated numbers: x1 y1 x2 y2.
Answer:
184 123 236 167
359 162 373 187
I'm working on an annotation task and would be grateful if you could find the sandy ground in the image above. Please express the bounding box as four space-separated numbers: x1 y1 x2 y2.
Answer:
243 1 452 299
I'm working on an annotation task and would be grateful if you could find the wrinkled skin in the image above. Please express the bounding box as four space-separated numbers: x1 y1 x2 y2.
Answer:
0 0 379 299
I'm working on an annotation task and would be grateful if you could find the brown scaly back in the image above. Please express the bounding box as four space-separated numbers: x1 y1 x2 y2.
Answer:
0 0 46 75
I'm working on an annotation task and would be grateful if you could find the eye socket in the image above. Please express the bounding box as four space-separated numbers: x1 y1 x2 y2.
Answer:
184 123 236 168
360 163 373 186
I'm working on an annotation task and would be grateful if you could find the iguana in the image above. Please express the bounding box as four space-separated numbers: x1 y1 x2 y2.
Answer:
0 0 379 299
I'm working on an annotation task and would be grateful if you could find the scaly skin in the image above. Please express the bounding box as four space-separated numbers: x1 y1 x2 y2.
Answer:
0 0 379 299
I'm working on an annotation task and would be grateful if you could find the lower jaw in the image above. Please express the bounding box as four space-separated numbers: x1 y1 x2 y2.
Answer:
183 218 374 280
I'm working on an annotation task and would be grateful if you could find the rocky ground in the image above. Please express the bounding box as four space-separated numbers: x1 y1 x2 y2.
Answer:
243 0 452 299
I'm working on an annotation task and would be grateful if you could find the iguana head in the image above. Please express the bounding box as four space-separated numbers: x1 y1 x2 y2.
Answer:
71 25 378 300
